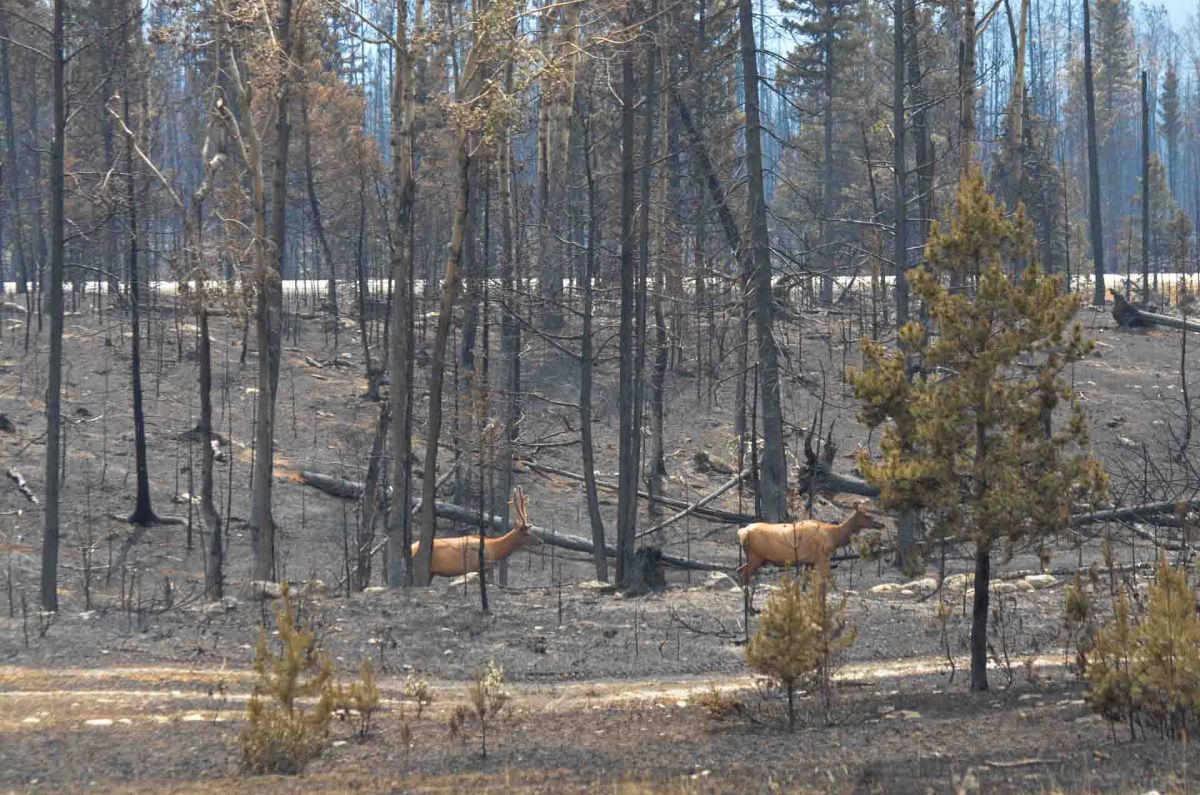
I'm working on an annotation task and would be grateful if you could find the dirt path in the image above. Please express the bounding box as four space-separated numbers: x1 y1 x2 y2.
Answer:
0 652 1072 724
4 654 1186 794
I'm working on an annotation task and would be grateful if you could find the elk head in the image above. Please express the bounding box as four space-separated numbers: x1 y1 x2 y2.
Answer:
852 501 885 531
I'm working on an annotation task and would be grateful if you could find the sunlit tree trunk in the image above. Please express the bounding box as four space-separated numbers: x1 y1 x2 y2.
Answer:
248 0 295 580
579 94 607 582
1140 71 1149 304
415 137 470 585
739 0 786 521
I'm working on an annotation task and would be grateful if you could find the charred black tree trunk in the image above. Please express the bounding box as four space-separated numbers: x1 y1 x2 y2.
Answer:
299 90 339 344
1082 0 1105 305
892 0 909 327
199 305 223 599
124 91 159 528
970 542 991 691
616 20 640 585
1 16 28 296
41 0 66 611
580 102 608 582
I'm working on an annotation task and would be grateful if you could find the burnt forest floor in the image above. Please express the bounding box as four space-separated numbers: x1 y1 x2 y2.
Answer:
0 289 1197 792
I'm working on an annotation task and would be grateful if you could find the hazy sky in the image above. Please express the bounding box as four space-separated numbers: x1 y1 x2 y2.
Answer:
1161 0 1193 29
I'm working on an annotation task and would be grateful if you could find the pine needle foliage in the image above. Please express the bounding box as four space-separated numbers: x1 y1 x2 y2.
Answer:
745 571 854 730
240 585 335 774
1086 557 1200 739
448 660 512 758
333 657 381 739
850 170 1108 690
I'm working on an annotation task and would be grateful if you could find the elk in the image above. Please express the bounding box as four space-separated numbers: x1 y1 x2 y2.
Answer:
412 488 540 578
736 502 884 588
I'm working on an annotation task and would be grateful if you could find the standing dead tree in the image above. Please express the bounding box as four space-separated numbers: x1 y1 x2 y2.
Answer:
212 0 299 581
107 75 227 597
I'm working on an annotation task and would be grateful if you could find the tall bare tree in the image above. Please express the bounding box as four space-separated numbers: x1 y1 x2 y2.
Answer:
740 0 787 521
1082 0 1106 305
387 0 422 587
40 0 67 611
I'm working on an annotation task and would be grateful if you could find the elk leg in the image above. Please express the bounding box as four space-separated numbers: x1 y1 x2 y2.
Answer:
741 556 765 614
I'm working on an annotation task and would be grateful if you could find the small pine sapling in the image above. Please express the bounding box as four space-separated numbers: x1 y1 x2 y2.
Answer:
240 585 335 774
1131 558 1200 736
745 571 854 729
397 673 434 767
448 660 512 758
1085 557 1200 739
333 657 381 739
404 673 434 718
1064 572 1095 672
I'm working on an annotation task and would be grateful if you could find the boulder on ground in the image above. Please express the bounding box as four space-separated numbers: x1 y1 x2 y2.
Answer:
1025 574 1058 589
246 580 283 600
576 579 618 595
903 577 939 596
703 571 739 591
944 573 974 592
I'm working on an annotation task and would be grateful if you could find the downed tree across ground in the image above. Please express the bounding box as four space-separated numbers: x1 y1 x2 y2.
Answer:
1111 293 1200 332
431 501 726 572
1070 498 1200 527
301 471 726 573
304 470 1197 549
302 466 757 525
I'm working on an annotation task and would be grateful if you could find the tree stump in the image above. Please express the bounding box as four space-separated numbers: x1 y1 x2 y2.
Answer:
623 547 666 595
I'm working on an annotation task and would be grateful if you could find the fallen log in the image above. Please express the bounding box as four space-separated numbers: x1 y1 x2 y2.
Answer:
1070 498 1200 528
5 468 37 504
338 499 729 587
795 465 880 499
431 501 727 572
636 470 750 540
1112 293 1200 332
300 458 450 502
794 424 881 500
1127 523 1196 554
524 461 756 524
301 471 367 499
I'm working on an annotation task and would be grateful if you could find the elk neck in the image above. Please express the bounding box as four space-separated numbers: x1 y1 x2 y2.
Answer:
486 526 529 558
829 513 867 549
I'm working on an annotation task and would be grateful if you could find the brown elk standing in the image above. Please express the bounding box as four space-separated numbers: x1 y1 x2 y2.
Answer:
412 488 540 578
736 502 885 588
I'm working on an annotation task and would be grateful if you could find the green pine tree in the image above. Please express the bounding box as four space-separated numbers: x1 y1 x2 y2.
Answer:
850 170 1108 691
